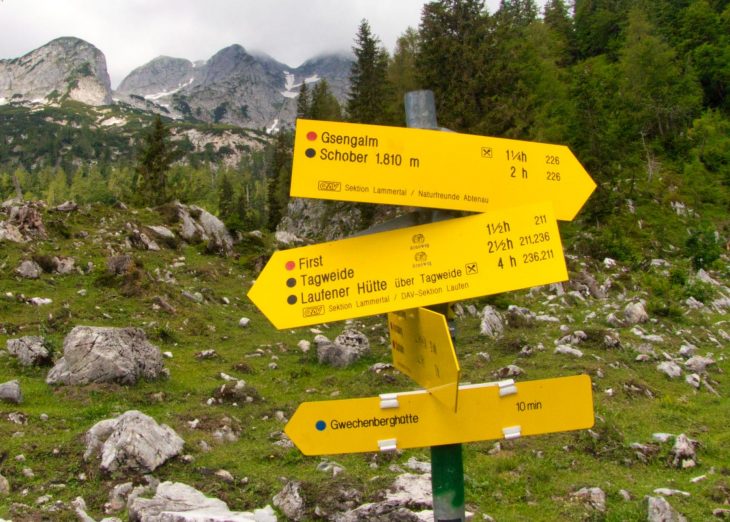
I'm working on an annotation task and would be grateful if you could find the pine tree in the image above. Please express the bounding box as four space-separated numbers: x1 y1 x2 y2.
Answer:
310 80 342 121
416 0 488 131
296 81 311 119
388 27 421 121
266 130 293 231
135 114 178 206
218 171 235 220
346 19 392 124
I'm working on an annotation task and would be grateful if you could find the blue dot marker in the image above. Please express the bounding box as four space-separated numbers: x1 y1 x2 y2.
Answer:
315 420 326 431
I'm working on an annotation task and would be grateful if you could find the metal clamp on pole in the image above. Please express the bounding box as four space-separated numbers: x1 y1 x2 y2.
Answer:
498 379 518 397
379 392 400 409
378 438 398 452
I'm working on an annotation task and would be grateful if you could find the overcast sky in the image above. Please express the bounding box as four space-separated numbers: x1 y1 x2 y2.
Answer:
0 0 521 88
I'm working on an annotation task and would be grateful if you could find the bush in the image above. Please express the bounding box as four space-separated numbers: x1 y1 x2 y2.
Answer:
685 226 722 269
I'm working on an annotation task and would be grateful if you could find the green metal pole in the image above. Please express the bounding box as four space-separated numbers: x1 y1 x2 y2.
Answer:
431 443 466 521
405 91 466 522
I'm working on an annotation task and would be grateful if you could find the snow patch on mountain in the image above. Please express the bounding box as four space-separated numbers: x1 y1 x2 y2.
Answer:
144 77 194 101
266 118 280 134
280 71 322 98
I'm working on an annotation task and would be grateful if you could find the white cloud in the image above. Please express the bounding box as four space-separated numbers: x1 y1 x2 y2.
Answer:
0 0 525 87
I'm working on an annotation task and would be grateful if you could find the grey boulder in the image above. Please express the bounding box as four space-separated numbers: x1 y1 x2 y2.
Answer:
84 410 184 473
47 326 166 385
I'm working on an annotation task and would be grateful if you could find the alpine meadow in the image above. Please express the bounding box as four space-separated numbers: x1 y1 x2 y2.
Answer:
0 1 729 521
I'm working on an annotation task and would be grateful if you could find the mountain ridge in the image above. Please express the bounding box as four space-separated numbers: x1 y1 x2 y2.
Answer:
1 37 353 131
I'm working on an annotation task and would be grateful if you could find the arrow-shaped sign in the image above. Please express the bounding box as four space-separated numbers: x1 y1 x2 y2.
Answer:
285 375 594 456
291 119 596 221
248 202 567 329
388 308 460 411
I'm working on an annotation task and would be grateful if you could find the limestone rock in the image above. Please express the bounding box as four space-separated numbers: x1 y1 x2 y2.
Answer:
128 481 276 521
84 411 184 473
165 203 233 256
107 254 136 275
669 434 698 469
554 345 584 357
273 481 305 521
6 336 51 366
46 326 166 386
571 487 606 512
624 301 649 325
0 380 22 404
647 496 687 522
53 200 78 212
657 361 682 379
318 329 370 368
684 356 715 374
15 259 42 279
479 305 504 338
0 473 9 495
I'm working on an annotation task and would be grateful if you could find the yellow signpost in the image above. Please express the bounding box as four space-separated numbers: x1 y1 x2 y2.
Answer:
388 308 460 411
284 374 594 456
248 202 567 329
290 119 596 221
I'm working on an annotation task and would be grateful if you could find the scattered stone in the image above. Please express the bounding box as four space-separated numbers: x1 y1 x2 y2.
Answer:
571 487 606 512
297 340 311 353
0 380 22 404
714 508 730 518
479 305 504 338
317 460 345 476
669 434 698 469
493 365 524 378
624 301 649 325
653 433 674 443
195 349 218 360
554 345 583 357
6 336 51 366
506 304 536 325
15 259 42 279
54 200 78 212
684 355 715 374
107 254 135 275
84 410 184 473
685 373 701 389
653 488 690 497
657 361 682 379
646 496 687 522
273 481 306 521
181 290 204 303
47 326 167 386
385 473 432 509
679 344 698 358
239 317 251 328
0 473 9 495
405 457 431 473
153 296 176 314
164 202 234 256
214 469 235 483
317 329 370 368
619 489 633 501
29 297 52 306
128 481 276 521
105 482 134 514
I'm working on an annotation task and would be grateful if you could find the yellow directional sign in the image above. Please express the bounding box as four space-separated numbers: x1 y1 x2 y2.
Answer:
285 374 594 455
291 119 596 221
248 202 567 329
388 308 460 411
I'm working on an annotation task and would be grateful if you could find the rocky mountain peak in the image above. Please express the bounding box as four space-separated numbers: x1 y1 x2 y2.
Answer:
116 56 194 96
0 36 112 106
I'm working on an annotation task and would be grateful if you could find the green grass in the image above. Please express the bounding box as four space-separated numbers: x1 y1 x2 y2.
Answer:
1 203 728 521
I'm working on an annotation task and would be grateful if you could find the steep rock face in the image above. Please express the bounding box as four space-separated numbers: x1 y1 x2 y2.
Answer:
0 37 112 105
116 56 196 97
115 46 352 129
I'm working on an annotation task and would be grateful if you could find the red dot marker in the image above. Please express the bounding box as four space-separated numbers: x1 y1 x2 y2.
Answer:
285 261 296 271
307 131 317 141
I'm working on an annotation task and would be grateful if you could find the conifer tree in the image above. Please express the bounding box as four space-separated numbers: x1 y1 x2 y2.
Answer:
266 130 293 231
416 0 487 131
135 114 178 206
296 81 311 119
346 19 392 124
310 80 342 121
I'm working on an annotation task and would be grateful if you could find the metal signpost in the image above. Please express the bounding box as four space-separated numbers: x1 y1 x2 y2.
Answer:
248 91 597 521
